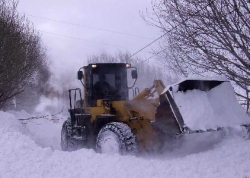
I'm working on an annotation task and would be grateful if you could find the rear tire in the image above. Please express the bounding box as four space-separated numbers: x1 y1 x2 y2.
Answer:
61 119 79 151
96 122 138 155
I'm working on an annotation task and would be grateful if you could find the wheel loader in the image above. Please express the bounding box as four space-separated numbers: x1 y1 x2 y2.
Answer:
61 63 250 154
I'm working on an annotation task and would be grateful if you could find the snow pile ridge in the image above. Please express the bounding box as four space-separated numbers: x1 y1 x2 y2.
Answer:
0 111 24 133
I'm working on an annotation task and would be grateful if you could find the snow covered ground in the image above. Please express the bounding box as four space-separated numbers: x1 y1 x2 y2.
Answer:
0 110 250 178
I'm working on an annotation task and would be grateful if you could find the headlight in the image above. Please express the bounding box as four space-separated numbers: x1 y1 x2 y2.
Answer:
126 63 131 68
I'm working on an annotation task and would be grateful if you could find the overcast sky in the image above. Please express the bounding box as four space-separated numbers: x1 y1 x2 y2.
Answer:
17 1 162 110
17 1 161 82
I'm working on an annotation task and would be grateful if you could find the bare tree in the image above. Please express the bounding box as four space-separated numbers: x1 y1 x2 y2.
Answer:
0 0 50 111
147 0 250 112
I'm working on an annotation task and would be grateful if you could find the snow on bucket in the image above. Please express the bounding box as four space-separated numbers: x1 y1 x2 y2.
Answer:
172 80 250 131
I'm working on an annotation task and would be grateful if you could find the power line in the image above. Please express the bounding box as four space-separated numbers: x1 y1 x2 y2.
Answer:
39 30 129 49
142 48 167 62
130 33 167 59
129 0 217 60
27 14 154 40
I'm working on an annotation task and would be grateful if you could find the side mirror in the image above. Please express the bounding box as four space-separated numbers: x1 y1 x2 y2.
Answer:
77 71 83 80
131 70 138 79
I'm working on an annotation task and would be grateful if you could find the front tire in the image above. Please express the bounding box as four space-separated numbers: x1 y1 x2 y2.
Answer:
61 119 79 151
96 122 138 155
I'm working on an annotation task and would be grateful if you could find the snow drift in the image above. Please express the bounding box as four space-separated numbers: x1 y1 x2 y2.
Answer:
0 110 250 178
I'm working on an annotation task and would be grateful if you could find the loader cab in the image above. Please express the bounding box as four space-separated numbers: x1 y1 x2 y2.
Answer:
80 63 137 107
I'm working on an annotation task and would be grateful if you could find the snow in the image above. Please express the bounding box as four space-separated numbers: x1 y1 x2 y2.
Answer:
0 110 250 178
173 82 250 130
7 110 63 150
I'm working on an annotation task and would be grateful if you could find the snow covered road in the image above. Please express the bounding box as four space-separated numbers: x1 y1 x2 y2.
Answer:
0 111 250 178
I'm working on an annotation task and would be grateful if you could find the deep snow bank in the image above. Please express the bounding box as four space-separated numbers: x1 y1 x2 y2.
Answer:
5 110 65 150
0 111 250 178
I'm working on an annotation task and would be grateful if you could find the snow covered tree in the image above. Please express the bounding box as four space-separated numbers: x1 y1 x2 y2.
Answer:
0 0 50 111
147 0 250 112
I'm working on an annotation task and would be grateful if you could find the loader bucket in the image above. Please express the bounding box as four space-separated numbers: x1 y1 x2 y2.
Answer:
154 79 250 134
176 80 224 92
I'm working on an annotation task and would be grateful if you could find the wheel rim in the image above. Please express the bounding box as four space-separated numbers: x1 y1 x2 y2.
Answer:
100 132 119 154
